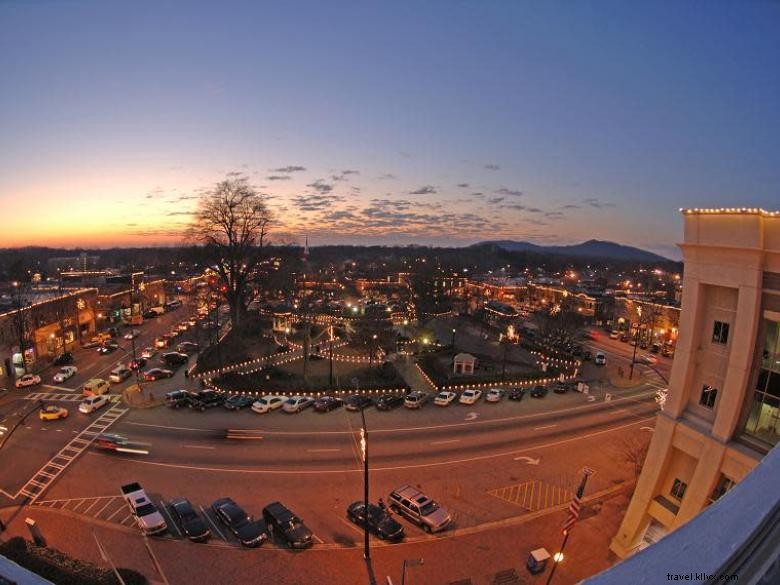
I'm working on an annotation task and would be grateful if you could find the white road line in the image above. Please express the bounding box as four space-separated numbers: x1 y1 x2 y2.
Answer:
93 498 116 518
533 425 557 431
312 533 324 544
306 448 341 453
336 515 363 537
87 416 656 475
182 444 216 450
200 506 228 541
430 439 461 445
105 504 128 522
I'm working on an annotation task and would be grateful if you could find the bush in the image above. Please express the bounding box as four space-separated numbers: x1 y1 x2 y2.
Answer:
0 537 148 585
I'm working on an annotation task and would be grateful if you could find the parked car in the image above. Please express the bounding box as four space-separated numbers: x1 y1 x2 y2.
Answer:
176 342 199 354
169 497 210 542
124 329 140 340
79 394 110 414
346 501 404 542
39 405 69 421
388 485 451 533
345 394 374 411
251 395 286 414
404 391 429 409
53 352 74 366
552 382 569 394
375 394 405 411
82 378 110 396
121 483 167 535
161 352 188 367
165 390 193 409
458 389 482 405
583 350 593 361
609 330 620 339
434 391 457 406
485 388 504 403
211 498 267 547
53 366 77 383
188 390 225 411
15 374 42 389
282 396 315 413
141 347 157 359
594 352 607 366
313 396 343 412
224 394 254 410
508 387 525 401
262 502 314 549
143 368 174 381
530 385 548 398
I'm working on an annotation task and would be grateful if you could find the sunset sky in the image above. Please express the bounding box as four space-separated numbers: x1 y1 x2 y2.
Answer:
1 1 778 260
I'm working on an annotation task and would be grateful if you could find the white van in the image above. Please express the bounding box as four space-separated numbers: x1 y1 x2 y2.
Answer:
594 351 607 366
109 366 131 383
79 394 109 414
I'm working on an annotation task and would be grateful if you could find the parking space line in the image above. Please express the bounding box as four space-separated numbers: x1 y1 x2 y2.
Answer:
121 513 135 526
336 515 362 537
93 498 116 518
200 506 228 542
158 501 181 538
105 504 129 522
70 498 88 512
312 533 324 545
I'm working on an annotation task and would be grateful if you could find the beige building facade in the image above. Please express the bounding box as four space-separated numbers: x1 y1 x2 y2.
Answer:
611 208 780 558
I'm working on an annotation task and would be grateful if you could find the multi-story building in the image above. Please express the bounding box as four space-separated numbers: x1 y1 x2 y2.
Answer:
611 208 780 557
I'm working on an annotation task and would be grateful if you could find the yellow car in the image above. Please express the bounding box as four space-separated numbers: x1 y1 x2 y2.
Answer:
39 405 69 421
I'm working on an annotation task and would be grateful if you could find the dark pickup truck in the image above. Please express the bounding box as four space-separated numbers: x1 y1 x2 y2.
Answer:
262 501 314 549
188 390 226 412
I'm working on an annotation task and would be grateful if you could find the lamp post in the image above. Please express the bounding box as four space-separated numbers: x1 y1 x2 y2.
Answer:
359 408 370 560
451 328 456 350
629 307 642 380
328 324 334 388
369 334 377 368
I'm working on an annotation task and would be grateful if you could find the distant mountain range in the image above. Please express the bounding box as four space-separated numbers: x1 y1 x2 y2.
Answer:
475 239 671 263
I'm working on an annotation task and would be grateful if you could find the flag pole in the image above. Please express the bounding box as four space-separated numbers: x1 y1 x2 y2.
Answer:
546 468 593 585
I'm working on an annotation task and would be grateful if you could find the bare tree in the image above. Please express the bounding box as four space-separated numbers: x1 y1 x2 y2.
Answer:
187 176 271 329
618 436 650 479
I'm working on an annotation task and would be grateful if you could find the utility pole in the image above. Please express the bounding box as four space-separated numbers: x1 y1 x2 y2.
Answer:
628 306 643 380
328 324 334 388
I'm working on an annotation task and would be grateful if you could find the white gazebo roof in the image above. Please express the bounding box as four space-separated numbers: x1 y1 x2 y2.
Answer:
454 352 476 363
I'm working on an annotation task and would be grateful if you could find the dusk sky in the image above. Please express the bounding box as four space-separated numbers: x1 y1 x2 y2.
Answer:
1 1 778 260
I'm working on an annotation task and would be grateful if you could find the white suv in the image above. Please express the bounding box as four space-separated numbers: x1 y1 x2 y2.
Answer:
485 388 503 403
79 394 109 414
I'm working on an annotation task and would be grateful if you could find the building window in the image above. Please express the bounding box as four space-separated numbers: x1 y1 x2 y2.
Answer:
741 320 780 447
712 321 730 344
699 384 718 409
708 474 736 504
670 478 687 501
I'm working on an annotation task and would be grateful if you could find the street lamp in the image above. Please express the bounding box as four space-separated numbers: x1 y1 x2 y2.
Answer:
401 558 424 585
369 334 378 368
629 306 642 380
451 328 456 350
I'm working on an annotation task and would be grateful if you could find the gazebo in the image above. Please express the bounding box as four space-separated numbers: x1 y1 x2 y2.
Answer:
453 352 477 375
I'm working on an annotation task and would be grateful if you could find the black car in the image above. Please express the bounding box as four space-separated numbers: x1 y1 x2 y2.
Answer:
530 385 548 398
189 390 226 411
162 352 188 367
583 350 593 361
224 394 254 410
313 396 343 412
345 394 374 411
346 501 405 542
507 387 525 401
165 390 193 408
375 394 404 411
53 352 74 366
176 342 199 354
553 382 568 394
144 368 174 381
128 357 147 371
262 501 313 549
211 498 267 547
97 341 119 354
170 497 210 542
